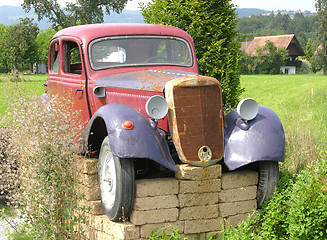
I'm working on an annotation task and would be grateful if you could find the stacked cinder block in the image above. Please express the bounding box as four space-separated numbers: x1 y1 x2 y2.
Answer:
78 157 258 240
219 170 258 227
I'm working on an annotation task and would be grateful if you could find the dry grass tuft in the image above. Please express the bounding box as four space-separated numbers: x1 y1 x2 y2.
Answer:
0 86 87 238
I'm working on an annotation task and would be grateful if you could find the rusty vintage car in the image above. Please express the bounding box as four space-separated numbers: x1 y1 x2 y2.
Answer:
45 23 285 221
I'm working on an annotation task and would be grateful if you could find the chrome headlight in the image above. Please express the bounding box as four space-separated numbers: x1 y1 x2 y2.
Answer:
237 98 258 121
145 95 168 120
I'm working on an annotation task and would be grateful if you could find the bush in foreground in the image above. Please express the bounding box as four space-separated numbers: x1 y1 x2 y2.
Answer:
0 89 86 239
221 153 327 240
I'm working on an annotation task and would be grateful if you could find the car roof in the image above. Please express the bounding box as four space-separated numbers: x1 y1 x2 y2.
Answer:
52 23 194 44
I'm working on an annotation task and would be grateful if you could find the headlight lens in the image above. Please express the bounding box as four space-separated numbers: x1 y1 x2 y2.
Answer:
237 98 258 121
145 95 168 120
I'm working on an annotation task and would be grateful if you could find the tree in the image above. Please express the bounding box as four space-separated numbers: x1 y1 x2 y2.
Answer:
269 12 290 31
254 41 289 74
34 28 56 63
311 47 324 73
305 38 314 60
316 0 327 74
0 24 10 73
241 41 288 75
237 13 318 50
2 18 39 71
22 0 129 30
141 0 242 111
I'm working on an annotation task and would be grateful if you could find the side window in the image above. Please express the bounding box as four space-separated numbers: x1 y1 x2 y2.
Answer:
50 42 59 73
63 41 82 75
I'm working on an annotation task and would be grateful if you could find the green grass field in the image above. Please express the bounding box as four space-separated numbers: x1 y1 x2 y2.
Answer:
240 74 327 171
0 74 46 115
240 74 327 126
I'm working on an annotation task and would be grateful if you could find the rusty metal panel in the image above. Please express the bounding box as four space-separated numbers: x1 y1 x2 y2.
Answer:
165 76 224 166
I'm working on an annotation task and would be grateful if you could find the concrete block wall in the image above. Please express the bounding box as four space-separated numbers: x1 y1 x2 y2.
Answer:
78 157 258 240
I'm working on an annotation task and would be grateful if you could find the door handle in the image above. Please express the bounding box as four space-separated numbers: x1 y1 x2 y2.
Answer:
75 88 83 95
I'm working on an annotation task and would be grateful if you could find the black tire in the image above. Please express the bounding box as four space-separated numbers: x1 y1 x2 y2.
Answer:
98 136 135 222
257 161 279 208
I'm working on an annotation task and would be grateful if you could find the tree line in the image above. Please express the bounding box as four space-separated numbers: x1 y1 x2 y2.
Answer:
0 18 55 73
0 0 130 73
237 7 327 74
237 12 318 51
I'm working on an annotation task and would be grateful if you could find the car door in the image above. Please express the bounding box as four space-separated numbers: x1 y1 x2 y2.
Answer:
47 40 61 94
48 38 91 124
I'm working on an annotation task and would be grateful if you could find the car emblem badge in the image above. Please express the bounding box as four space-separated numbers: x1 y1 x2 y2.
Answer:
198 145 212 162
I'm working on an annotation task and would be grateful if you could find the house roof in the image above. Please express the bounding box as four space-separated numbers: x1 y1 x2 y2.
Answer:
243 34 305 56
241 41 252 52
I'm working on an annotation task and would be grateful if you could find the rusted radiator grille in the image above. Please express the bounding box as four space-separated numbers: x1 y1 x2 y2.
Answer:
173 85 224 163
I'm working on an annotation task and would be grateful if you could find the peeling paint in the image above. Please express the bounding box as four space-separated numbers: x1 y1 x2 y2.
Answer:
95 70 198 92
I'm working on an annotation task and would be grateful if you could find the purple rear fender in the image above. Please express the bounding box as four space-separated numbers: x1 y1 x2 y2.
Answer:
82 104 177 172
223 105 285 171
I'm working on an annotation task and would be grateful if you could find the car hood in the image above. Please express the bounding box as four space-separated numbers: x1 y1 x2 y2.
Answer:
95 69 197 92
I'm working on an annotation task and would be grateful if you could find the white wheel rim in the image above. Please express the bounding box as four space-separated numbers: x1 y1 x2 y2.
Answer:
101 150 116 207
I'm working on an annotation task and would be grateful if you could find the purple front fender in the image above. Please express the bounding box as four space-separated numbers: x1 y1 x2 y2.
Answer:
83 104 177 172
223 105 285 171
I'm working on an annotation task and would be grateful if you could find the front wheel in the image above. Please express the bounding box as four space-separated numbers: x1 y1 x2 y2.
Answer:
98 136 135 221
257 161 279 208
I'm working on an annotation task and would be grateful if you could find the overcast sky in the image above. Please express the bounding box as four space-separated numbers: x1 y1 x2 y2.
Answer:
0 0 317 12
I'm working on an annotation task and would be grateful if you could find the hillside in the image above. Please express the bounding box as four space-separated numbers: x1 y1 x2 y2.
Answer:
236 8 270 18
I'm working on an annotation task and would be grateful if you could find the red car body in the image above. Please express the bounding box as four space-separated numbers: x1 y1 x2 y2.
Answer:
47 23 198 126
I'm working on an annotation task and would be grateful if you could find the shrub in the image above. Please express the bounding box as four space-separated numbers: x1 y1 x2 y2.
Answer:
241 41 289 75
149 226 219 240
286 156 327 239
0 85 86 239
141 0 242 111
149 226 187 240
221 154 327 239
296 59 312 74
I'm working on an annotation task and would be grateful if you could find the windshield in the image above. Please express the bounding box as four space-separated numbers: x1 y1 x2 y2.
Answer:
89 36 193 70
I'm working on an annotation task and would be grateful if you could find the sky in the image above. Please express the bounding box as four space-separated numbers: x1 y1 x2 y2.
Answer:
0 0 317 12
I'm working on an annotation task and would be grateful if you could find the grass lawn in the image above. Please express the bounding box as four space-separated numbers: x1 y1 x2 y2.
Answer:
240 74 327 122
240 74 327 136
240 74 327 171
0 74 46 116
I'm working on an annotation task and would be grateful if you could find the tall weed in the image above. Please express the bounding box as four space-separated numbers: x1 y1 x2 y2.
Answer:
0 83 86 239
282 89 326 173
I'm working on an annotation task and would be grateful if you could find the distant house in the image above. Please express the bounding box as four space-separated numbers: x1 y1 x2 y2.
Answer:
242 34 305 74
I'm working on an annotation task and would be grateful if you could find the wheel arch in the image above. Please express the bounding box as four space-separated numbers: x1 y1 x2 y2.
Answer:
82 104 177 172
87 116 108 154
224 105 285 171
